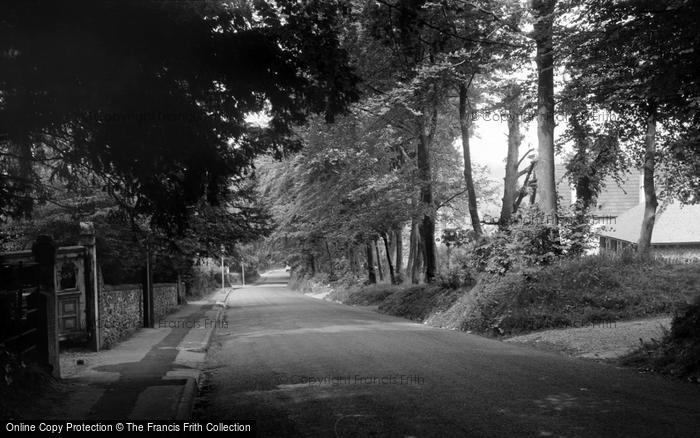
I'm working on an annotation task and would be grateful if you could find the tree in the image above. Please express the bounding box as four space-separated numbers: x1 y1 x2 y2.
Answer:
530 0 557 223
562 0 700 255
638 103 658 255
500 83 525 225
0 0 358 232
448 0 528 235
367 0 522 280
255 107 417 283
459 81 484 236
367 0 449 282
1 170 271 286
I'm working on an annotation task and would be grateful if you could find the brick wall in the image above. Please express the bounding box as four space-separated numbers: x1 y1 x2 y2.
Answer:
99 284 142 349
600 238 700 262
153 283 179 324
98 282 182 349
652 245 700 261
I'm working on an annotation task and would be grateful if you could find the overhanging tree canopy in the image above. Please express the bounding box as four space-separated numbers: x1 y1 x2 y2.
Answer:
0 0 358 231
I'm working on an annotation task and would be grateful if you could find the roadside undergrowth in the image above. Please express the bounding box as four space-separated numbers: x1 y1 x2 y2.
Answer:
620 296 700 382
292 255 700 338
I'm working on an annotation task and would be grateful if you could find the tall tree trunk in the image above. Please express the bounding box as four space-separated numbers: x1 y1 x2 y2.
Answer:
349 246 356 274
459 82 484 236
382 234 396 284
529 177 538 206
416 231 424 283
500 85 522 226
513 161 536 214
575 176 594 211
388 232 397 270
406 219 416 279
569 114 596 212
410 220 423 284
638 104 658 256
348 247 356 274
419 218 435 282
365 242 376 284
412 246 423 284
417 92 438 282
394 228 403 283
532 0 557 224
308 253 316 277
446 244 452 270
567 114 595 256
374 239 384 281
325 240 334 278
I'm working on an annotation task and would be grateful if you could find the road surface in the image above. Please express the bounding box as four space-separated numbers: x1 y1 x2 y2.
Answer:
195 270 700 437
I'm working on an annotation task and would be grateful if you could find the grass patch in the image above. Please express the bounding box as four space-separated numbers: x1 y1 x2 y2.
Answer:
326 282 468 322
437 254 700 336
378 285 466 321
334 283 401 306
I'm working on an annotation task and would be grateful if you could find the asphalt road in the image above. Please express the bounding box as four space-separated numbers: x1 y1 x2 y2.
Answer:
195 270 700 437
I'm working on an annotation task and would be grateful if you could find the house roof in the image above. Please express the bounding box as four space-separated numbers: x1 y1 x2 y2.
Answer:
598 202 700 244
555 164 643 217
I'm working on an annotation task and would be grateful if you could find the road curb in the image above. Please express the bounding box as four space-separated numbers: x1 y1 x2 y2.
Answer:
200 305 224 357
172 289 229 420
175 377 198 421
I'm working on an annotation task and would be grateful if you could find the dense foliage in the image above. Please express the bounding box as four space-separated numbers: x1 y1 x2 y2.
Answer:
0 0 358 231
258 0 699 285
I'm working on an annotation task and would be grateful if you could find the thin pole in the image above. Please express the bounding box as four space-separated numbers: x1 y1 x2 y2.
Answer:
241 262 245 286
92 242 99 349
221 255 225 289
146 241 153 328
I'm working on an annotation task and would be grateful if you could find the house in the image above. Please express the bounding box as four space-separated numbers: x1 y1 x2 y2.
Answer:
598 202 700 260
555 163 642 218
554 164 700 259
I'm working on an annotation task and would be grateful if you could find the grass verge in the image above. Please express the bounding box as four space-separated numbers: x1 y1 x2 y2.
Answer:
305 255 699 338
431 255 699 336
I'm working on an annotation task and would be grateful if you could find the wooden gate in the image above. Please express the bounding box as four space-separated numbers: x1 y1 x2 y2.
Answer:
0 236 60 376
0 259 48 366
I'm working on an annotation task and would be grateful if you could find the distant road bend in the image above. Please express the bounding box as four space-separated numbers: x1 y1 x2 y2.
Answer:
197 270 700 437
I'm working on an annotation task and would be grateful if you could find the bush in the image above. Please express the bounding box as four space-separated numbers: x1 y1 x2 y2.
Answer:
467 205 599 275
184 267 220 298
468 234 513 275
437 268 475 289
287 270 308 291
334 271 364 289
244 270 261 284
621 296 700 380
438 251 476 288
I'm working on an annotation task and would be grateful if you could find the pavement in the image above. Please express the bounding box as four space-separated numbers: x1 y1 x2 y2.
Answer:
35 287 231 421
197 270 700 438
